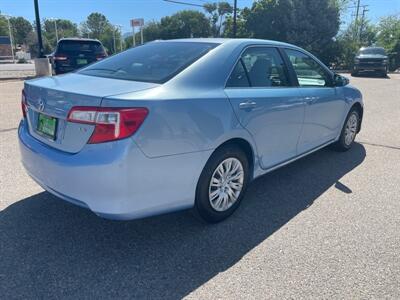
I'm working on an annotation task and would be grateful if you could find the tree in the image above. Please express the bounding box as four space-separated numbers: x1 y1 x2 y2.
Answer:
80 13 121 54
81 13 110 39
159 10 211 39
223 8 250 38
203 2 233 37
0 15 8 36
10 17 33 45
376 15 400 71
240 0 341 64
125 21 161 48
43 19 78 48
335 19 378 69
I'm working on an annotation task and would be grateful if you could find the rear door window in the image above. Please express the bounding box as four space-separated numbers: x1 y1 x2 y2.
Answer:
227 47 290 88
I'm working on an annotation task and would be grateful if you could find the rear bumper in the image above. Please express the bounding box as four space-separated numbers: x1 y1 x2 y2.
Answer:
18 120 211 220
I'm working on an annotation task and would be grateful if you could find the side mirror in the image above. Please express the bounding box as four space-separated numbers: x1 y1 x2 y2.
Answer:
333 73 349 87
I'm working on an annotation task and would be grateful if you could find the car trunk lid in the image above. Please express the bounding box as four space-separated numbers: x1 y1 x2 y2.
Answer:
24 73 158 153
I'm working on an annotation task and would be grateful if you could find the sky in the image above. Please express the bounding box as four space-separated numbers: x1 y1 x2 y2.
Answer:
1 0 399 34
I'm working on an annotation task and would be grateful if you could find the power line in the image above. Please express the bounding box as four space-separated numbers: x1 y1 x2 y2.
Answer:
162 0 204 7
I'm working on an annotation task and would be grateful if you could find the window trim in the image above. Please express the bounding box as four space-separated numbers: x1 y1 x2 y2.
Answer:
282 47 335 88
224 45 297 89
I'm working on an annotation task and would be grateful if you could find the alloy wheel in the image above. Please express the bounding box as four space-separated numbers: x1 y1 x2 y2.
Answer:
208 157 244 212
344 113 358 146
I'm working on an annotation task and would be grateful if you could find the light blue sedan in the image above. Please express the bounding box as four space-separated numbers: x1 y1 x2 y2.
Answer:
19 39 363 223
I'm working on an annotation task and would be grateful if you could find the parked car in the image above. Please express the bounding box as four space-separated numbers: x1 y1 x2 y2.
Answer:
352 46 389 77
19 39 363 223
50 38 107 75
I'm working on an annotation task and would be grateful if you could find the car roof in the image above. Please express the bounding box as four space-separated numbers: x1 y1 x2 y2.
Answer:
58 38 102 43
152 38 295 48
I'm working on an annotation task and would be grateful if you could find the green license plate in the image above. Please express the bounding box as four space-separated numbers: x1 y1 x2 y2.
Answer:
76 58 87 65
37 113 57 139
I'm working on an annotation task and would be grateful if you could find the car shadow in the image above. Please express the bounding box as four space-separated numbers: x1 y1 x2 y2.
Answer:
0 143 366 299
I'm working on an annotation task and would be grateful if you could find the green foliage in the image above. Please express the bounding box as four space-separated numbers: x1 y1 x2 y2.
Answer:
203 2 233 37
81 13 109 39
0 15 8 36
80 13 122 54
376 15 400 71
10 17 33 45
243 0 340 64
125 10 211 48
125 21 161 48
2 4 400 69
159 10 211 39
43 19 78 48
223 8 250 38
336 19 380 69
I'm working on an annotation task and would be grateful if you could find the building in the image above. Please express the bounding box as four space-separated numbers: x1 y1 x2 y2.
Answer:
0 36 12 58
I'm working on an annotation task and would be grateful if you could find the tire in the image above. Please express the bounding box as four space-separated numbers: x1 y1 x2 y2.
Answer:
382 67 388 77
194 144 250 223
333 108 360 152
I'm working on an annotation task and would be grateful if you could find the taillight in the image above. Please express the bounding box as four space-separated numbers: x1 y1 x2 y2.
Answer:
21 90 27 119
67 106 148 144
54 55 68 61
96 54 106 61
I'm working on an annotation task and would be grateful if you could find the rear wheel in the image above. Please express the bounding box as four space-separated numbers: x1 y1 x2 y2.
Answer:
333 108 360 152
194 145 249 223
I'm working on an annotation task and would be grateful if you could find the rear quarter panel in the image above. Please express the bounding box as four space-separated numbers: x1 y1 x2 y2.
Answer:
103 86 256 158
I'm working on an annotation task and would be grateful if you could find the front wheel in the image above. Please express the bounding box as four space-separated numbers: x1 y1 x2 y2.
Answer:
333 109 360 152
194 145 249 223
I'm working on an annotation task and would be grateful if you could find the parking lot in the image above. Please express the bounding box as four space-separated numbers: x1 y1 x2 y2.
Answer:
0 74 399 298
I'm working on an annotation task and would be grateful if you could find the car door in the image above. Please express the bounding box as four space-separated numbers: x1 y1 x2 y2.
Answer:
284 49 347 154
225 46 305 170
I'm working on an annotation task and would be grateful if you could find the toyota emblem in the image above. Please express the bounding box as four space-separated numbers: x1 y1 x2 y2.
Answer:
38 99 45 112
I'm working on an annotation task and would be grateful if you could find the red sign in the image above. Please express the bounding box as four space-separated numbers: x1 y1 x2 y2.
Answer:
130 18 144 27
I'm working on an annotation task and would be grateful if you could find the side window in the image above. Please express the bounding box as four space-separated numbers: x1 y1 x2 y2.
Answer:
226 59 250 87
285 49 331 87
226 47 290 88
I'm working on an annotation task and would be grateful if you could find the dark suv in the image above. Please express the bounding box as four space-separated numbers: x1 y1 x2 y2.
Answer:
352 47 389 77
51 38 107 75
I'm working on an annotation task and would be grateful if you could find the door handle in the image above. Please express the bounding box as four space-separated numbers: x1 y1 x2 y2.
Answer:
304 96 319 105
239 100 257 110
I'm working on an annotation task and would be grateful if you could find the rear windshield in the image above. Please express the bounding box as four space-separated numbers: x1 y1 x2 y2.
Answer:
57 40 104 54
78 41 219 83
358 48 386 55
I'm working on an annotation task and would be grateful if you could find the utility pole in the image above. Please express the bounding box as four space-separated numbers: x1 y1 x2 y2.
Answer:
349 1 368 42
233 0 237 38
355 0 361 25
49 18 59 44
359 7 369 42
116 25 123 52
113 27 116 53
34 0 44 58
54 19 59 42
4 15 15 63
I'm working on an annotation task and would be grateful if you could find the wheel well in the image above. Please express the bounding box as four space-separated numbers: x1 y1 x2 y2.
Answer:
351 102 363 133
214 138 255 180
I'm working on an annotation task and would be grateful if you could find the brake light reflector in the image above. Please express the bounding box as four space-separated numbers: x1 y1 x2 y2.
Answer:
67 107 148 144
54 56 68 61
96 54 107 61
21 90 27 119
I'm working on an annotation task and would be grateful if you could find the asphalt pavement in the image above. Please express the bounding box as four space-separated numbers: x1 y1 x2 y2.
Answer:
0 74 399 299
